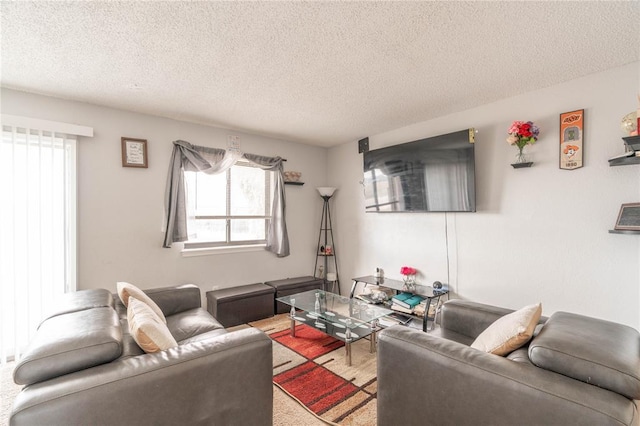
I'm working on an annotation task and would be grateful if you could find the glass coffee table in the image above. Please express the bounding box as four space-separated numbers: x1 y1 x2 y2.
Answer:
277 289 393 366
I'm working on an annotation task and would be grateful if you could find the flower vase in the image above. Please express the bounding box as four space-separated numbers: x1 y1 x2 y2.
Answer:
512 146 533 168
403 275 416 292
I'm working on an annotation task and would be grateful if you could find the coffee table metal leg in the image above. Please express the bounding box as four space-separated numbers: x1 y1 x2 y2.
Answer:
290 316 296 337
370 320 377 353
345 319 352 366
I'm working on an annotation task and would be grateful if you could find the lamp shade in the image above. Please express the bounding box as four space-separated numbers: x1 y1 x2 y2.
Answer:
317 187 337 197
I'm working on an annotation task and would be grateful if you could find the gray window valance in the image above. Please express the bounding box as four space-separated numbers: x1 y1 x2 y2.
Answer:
163 140 290 257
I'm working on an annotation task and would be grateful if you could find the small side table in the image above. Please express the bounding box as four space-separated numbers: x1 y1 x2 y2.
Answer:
350 275 449 332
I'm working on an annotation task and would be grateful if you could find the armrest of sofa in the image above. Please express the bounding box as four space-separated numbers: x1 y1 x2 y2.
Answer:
377 326 637 426
439 299 517 339
144 284 202 316
10 328 273 426
440 299 547 339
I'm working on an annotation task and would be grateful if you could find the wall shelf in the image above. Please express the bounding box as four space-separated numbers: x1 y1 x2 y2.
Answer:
609 229 640 235
511 162 533 169
609 135 640 166
623 135 640 151
608 155 640 166
284 181 304 186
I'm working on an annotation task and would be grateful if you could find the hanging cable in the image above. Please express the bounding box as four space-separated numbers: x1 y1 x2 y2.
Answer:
444 212 451 293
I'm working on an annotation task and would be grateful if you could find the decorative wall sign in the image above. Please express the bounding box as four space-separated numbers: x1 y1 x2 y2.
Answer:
121 137 148 168
559 109 584 170
614 203 640 231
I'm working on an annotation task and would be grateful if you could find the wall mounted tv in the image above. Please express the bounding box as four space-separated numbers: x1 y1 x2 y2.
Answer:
363 128 476 213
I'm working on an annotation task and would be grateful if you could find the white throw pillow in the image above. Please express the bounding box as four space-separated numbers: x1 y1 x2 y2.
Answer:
117 281 166 324
127 297 178 353
471 303 542 356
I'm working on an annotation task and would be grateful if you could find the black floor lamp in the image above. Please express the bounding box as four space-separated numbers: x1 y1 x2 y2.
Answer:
314 187 340 294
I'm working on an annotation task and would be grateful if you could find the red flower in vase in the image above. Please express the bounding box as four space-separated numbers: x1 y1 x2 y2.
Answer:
400 266 417 276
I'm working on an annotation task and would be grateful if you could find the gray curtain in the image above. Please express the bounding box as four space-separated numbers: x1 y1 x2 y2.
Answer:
163 140 290 257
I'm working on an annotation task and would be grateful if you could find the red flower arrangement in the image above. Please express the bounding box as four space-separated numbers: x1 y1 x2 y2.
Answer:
506 121 540 149
400 266 417 276
400 266 417 291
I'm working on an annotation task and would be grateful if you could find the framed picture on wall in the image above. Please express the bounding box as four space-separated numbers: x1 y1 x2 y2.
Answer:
121 137 148 168
559 109 584 170
614 203 640 231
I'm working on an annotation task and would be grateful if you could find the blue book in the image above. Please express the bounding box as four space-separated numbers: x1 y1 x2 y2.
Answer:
393 293 425 309
391 292 413 305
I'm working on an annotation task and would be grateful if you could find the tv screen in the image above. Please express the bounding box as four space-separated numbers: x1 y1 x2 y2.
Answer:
363 128 476 213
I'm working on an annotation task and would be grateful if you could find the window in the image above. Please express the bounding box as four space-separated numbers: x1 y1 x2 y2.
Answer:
164 142 289 257
184 162 273 249
0 124 79 363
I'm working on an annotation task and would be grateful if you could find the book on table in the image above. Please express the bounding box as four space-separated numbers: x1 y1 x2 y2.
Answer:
390 303 414 314
391 292 412 305
391 293 425 309
378 312 411 327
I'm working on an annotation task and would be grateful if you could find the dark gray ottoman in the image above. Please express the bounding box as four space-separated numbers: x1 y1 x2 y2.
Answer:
265 276 325 314
206 283 275 327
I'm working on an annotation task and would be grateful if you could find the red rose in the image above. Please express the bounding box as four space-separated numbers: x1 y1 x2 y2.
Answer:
400 266 416 275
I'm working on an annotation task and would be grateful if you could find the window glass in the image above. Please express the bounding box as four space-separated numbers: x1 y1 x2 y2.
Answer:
1 127 77 362
230 165 266 216
230 219 267 241
195 172 226 216
191 219 226 243
185 163 272 248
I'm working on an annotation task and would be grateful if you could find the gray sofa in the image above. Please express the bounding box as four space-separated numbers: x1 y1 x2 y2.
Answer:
10 284 273 426
378 299 639 426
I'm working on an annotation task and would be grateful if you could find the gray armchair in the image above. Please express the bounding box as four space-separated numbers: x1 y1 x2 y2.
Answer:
378 299 639 426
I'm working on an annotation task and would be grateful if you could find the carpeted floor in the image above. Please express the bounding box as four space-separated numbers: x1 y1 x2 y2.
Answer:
250 314 378 426
1 362 21 426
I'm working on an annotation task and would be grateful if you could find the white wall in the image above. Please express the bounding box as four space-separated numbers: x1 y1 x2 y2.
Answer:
1 89 327 296
328 62 640 329
3 63 639 328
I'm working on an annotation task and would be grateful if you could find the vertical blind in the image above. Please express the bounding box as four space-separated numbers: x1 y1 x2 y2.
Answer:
0 125 77 363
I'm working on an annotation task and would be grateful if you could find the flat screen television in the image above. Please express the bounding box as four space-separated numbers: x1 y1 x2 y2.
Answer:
363 128 476 213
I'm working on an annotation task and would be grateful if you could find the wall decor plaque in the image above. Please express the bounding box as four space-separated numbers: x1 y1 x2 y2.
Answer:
121 137 148 168
559 109 584 170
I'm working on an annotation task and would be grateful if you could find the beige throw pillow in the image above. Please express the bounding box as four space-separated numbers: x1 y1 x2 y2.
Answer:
127 297 178 353
471 303 542 356
117 281 166 324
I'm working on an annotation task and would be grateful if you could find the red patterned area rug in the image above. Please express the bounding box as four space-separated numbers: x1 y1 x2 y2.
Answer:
250 314 378 426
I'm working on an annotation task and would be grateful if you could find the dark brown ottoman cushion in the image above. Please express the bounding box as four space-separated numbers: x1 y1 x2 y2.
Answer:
264 276 325 314
206 283 275 327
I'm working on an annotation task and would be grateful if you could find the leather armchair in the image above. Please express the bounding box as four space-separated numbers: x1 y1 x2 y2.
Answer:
377 299 639 426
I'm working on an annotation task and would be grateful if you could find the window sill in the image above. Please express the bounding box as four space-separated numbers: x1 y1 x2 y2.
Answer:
181 244 266 257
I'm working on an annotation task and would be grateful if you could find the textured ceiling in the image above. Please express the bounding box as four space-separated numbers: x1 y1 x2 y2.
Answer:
1 1 638 147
